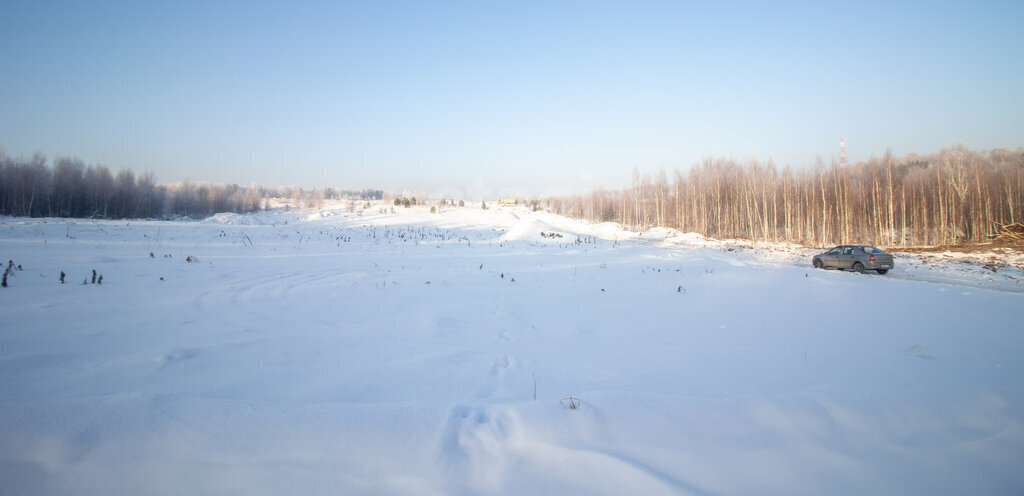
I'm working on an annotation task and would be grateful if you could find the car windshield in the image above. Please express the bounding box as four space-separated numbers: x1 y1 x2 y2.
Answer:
861 246 885 254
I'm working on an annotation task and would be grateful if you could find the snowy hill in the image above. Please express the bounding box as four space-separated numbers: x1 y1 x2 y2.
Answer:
1 203 1022 495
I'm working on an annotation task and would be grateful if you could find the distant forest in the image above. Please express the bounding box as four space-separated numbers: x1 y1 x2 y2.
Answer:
5 144 1023 247
546 144 1024 246
0 152 383 219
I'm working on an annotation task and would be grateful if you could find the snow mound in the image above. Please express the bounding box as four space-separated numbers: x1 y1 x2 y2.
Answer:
305 210 344 221
636 227 712 247
639 226 683 241
204 212 262 225
674 232 708 244
587 221 633 240
498 216 570 243
528 211 633 241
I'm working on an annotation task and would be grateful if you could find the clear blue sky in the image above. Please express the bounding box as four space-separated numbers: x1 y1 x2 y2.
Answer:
2 1 1022 197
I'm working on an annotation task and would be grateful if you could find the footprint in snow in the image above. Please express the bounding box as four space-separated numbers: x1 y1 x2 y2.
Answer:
439 404 523 492
489 355 516 376
904 345 937 360
155 348 198 368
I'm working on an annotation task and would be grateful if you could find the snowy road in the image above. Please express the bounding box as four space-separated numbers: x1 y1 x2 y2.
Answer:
2 204 1022 495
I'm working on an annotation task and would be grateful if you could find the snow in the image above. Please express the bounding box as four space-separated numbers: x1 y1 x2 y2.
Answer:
2 203 1022 495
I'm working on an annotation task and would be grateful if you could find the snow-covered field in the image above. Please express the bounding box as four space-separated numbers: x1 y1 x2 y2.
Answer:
2 202 1022 495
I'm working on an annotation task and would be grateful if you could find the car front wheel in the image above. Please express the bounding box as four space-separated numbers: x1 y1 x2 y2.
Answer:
813 259 823 269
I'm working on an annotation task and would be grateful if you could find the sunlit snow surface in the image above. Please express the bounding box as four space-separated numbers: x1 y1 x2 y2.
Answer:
2 203 1022 495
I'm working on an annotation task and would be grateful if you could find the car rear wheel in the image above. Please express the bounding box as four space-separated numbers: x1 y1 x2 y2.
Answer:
853 262 865 273
813 259 823 269
876 269 888 275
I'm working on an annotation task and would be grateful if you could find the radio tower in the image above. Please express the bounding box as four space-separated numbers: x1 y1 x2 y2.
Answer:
840 134 846 168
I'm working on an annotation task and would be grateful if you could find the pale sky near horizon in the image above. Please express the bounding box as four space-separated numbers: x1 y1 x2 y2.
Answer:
2 1 1022 198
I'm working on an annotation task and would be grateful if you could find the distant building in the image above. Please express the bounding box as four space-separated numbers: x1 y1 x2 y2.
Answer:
497 198 517 205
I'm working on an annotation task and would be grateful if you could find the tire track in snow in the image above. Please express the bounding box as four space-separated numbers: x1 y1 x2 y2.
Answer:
189 261 380 328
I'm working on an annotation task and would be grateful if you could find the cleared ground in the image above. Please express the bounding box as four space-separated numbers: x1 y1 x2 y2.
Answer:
2 203 1022 495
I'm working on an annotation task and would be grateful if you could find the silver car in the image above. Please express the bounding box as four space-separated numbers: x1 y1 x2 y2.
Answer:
812 245 894 274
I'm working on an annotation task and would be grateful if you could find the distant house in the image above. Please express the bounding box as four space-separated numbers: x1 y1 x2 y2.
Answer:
497 198 517 205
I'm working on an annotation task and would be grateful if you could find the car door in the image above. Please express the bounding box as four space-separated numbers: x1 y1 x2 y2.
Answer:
838 246 856 268
850 246 867 267
823 247 841 267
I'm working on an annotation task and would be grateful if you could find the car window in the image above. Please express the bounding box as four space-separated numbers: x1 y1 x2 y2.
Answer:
863 246 885 254
842 247 853 255
828 247 840 255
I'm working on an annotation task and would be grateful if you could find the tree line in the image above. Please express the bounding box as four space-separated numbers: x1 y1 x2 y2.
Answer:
545 144 1024 246
0 151 384 219
0 153 263 218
